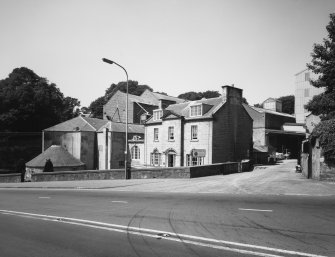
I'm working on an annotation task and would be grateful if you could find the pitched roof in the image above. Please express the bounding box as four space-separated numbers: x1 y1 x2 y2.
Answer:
44 116 108 132
152 92 185 103
146 97 224 124
116 90 157 105
98 121 144 134
26 145 85 168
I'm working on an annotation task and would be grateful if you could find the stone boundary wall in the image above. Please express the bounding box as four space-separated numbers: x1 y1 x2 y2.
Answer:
0 161 253 183
320 162 335 182
0 173 21 183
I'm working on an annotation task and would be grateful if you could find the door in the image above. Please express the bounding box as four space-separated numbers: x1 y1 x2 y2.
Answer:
168 154 175 167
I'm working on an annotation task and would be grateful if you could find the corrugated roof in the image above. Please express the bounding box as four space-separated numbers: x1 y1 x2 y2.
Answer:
243 104 295 118
26 145 85 168
44 116 108 132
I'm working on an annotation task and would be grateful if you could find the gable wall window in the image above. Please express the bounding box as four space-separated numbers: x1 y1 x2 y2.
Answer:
168 126 174 141
190 104 202 117
191 125 198 140
154 128 159 141
131 145 140 159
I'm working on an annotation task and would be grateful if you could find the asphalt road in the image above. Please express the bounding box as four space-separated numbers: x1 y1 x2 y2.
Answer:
0 189 334 257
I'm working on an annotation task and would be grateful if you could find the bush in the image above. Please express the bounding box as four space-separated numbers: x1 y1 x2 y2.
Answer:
311 119 335 165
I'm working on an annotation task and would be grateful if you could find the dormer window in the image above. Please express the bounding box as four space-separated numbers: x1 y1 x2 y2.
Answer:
190 104 202 117
153 109 163 121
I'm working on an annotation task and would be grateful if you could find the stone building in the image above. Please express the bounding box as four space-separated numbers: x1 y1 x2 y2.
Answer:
103 89 185 124
243 99 306 160
144 85 253 167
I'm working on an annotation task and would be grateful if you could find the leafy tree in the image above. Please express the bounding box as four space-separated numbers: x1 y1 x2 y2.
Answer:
253 103 263 108
278 95 294 114
62 97 81 120
105 80 152 100
178 90 220 101
89 80 153 118
242 97 249 105
0 67 80 132
88 96 107 119
306 13 335 164
202 90 220 99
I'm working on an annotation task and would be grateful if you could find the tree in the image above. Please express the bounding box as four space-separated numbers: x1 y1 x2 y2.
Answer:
0 67 80 132
89 80 153 118
105 80 153 100
88 96 107 119
178 90 220 101
278 95 294 114
306 13 335 164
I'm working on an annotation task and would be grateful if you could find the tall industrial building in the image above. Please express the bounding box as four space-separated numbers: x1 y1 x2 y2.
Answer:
294 69 324 123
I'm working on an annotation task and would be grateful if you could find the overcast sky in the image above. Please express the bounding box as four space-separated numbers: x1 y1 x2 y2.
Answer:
1 0 334 107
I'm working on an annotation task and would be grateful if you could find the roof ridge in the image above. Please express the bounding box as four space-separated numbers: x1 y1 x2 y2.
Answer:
80 116 97 131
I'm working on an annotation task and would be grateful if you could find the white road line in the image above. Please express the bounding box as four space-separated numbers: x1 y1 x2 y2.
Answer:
239 208 273 212
0 210 327 257
38 197 51 199
111 201 128 203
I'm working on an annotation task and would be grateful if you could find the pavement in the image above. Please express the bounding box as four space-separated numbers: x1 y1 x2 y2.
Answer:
0 160 334 195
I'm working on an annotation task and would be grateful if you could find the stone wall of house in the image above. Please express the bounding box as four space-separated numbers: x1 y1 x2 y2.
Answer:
184 120 212 165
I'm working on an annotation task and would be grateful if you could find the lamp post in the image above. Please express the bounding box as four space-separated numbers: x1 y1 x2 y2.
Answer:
102 58 129 179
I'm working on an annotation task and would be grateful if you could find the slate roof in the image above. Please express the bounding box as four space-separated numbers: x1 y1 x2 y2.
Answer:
26 145 85 168
117 91 157 106
152 92 186 103
146 97 224 124
44 116 109 132
98 121 144 134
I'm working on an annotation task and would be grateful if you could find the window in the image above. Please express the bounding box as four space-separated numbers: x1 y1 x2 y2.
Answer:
150 149 161 166
305 72 310 81
154 128 159 141
191 125 198 140
190 104 202 117
153 109 163 121
186 154 204 166
168 126 174 141
131 146 140 159
304 88 310 97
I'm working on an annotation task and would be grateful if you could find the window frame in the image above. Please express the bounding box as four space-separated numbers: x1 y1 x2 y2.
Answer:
191 125 198 140
168 126 174 141
190 104 202 117
153 109 163 121
154 128 159 141
131 145 140 160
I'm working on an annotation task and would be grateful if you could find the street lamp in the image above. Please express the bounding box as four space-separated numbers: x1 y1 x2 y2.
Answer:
102 58 129 179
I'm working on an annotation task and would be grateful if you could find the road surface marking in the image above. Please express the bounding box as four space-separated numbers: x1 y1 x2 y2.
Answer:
38 197 51 199
239 208 273 212
0 209 326 257
111 201 128 203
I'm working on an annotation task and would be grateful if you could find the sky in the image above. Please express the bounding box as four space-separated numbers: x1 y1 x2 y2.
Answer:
1 0 335 107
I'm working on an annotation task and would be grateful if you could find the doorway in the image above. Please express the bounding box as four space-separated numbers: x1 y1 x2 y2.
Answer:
167 154 175 167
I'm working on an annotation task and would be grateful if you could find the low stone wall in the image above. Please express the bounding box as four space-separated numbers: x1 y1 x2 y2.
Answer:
0 161 253 183
32 169 125 182
131 167 190 179
0 173 21 183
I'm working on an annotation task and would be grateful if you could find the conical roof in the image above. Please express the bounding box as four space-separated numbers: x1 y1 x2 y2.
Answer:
26 145 85 168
